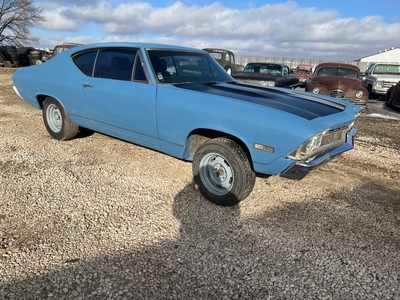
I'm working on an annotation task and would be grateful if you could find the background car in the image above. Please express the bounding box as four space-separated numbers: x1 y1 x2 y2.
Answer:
40 42 83 63
290 64 313 87
306 62 368 108
12 42 361 206
203 48 237 75
232 62 299 88
386 82 400 111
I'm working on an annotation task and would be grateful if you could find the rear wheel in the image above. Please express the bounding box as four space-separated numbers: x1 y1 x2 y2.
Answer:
192 138 256 206
43 97 79 140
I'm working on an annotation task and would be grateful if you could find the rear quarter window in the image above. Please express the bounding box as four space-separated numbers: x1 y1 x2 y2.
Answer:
73 50 98 76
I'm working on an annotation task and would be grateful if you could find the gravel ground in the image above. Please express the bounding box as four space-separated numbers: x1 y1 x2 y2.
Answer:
1 67 400 299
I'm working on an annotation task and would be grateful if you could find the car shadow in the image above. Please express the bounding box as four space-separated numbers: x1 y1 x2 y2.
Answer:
366 100 400 119
1 182 399 299
74 127 95 139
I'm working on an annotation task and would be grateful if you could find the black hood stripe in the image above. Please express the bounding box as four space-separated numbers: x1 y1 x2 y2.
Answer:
174 82 345 120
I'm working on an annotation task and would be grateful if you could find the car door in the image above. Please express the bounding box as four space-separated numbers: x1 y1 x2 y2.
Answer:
75 48 160 149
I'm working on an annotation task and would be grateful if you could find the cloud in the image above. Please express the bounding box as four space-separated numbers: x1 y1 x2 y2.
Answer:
33 1 400 61
38 4 80 31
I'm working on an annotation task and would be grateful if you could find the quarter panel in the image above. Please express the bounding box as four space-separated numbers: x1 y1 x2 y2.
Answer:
13 51 88 126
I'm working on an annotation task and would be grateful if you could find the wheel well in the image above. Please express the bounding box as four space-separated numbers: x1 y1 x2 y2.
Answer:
37 94 50 109
184 129 253 165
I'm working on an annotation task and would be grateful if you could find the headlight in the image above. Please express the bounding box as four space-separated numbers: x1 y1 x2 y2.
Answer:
287 125 353 161
261 81 275 87
287 130 327 160
355 91 363 99
312 87 320 94
375 81 383 89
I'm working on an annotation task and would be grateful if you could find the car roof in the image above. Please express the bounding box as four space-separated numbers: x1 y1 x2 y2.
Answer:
315 62 360 71
54 45 79 50
203 48 233 53
372 62 400 65
247 62 288 67
71 42 203 53
293 64 312 69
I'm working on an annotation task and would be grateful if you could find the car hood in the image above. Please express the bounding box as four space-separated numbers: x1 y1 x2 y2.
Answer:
174 81 351 120
313 76 362 91
232 73 281 80
291 74 311 80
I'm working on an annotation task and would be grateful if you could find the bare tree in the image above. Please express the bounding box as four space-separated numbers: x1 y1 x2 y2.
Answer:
0 0 45 46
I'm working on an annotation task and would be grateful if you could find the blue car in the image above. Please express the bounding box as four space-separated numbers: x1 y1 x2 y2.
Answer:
12 42 361 206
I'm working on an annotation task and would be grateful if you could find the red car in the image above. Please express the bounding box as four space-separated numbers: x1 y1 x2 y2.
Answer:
306 62 368 108
290 64 312 87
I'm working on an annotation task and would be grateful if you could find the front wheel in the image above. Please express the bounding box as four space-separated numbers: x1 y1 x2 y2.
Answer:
192 138 256 206
367 86 375 100
43 97 79 140
386 90 391 107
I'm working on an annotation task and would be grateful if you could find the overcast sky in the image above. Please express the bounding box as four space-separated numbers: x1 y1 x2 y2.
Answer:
32 0 400 61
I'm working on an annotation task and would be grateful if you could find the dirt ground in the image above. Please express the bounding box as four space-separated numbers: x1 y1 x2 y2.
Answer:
1 66 400 299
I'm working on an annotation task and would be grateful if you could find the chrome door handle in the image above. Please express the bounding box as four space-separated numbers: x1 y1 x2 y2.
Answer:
82 84 94 88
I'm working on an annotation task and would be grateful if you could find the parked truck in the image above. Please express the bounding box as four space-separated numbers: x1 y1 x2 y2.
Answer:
362 63 400 99
203 48 237 75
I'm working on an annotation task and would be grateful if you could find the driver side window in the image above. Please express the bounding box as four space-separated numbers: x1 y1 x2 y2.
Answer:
283 67 289 76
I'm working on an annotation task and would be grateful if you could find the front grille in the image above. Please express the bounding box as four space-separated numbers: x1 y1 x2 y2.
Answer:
321 128 348 147
329 89 345 98
383 81 397 89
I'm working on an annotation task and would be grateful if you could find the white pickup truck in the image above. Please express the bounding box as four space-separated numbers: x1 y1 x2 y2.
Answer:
362 63 400 99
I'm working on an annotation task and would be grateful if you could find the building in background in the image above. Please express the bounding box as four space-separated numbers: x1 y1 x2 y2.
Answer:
355 47 400 63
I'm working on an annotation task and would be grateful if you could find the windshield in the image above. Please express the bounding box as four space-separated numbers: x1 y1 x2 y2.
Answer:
316 67 358 79
147 49 232 84
209 53 223 60
54 46 70 56
244 64 282 75
291 69 311 75
373 64 400 75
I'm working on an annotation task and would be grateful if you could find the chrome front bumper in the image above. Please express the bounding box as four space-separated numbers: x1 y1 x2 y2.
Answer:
344 98 368 110
372 89 389 95
280 128 357 180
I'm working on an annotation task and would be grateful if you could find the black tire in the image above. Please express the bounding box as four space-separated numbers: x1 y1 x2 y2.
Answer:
367 86 375 100
42 97 79 140
385 90 391 107
192 137 256 206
